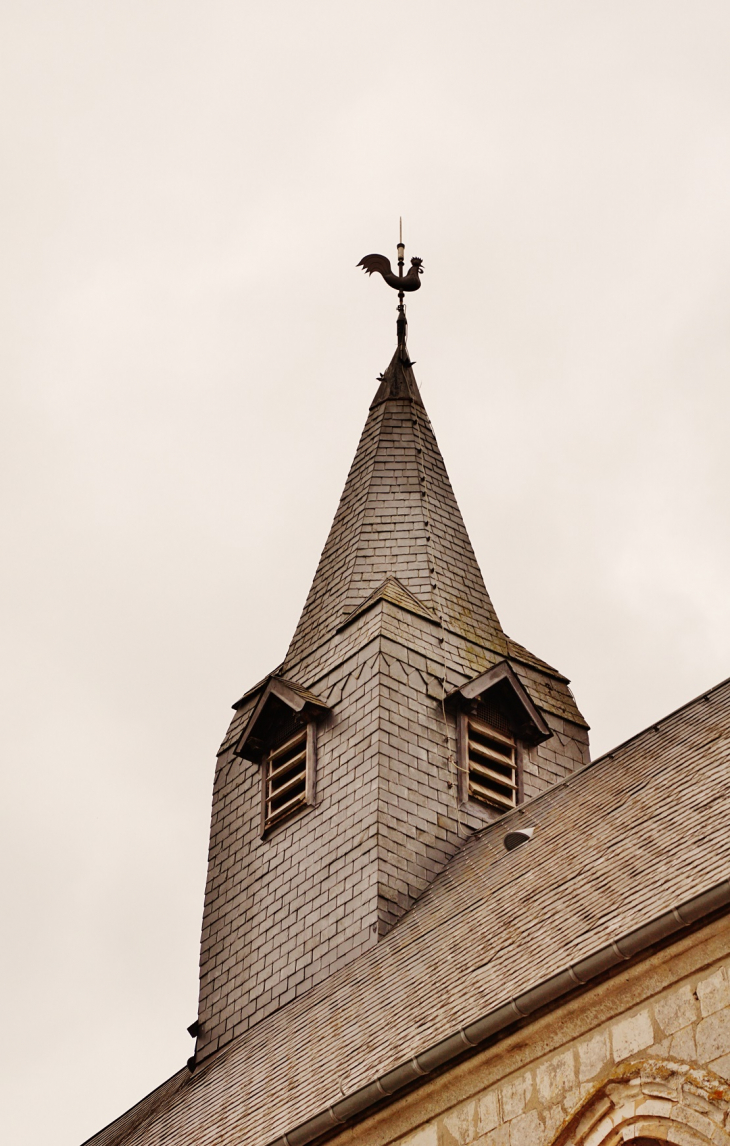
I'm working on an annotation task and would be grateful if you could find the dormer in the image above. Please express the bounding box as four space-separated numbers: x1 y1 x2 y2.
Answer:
448 662 551 813
234 676 329 835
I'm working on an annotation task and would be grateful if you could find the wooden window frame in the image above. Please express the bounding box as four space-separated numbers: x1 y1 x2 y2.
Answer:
458 710 522 812
260 720 317 835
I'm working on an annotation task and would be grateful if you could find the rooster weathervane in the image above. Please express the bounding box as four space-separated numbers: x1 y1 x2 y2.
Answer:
357 219 423 345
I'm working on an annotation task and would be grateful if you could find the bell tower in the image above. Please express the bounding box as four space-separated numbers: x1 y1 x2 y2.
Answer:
190 240 590 1067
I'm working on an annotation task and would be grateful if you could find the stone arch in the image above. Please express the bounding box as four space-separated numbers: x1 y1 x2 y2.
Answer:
555 1059 730 1146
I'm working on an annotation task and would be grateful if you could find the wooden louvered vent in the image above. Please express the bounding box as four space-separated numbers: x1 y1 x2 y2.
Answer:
466 716 517 810
264 728 309 829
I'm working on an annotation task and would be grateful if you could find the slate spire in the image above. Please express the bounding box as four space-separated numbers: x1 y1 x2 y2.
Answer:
284 334 508 670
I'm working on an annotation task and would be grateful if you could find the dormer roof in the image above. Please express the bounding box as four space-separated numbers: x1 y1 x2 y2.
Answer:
447 660 552 743
234 674 329 759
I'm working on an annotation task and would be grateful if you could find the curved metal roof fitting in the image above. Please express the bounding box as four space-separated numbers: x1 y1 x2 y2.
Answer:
504 827 534 851
266 877 730 1146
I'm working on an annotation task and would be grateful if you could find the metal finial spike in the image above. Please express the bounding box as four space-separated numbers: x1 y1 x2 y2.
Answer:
396 307 407 348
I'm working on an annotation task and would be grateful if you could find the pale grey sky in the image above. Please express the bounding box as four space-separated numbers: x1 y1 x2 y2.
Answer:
2 3 730 1143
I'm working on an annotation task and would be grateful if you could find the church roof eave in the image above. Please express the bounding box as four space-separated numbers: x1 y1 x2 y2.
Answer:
81 674 730 1146
266 877 730 1146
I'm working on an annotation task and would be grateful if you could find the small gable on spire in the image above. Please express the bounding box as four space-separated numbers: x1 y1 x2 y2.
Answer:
338 576 436 631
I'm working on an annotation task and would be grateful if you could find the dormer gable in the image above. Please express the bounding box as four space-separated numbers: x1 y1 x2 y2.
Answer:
234 675 329 758
448 661 553 813
234 676 329 835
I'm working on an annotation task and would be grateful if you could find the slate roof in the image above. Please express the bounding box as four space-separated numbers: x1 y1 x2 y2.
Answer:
84 674 730 1146
283 364 508 668
265 675 329 709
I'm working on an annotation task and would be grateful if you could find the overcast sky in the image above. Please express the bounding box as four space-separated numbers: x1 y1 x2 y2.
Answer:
2 3 730 1143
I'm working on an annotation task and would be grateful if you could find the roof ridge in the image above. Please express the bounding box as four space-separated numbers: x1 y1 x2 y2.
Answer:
591 672 730 766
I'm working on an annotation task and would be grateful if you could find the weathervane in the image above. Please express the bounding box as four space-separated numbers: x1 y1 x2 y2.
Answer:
357 219 423 347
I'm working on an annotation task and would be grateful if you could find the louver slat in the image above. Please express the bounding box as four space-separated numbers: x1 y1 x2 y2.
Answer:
466 716 517 811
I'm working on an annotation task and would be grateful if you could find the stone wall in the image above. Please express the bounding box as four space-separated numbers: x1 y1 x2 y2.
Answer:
331 915 730 1146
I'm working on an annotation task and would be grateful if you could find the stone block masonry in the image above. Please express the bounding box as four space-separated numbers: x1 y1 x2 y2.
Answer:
332 915 730 1146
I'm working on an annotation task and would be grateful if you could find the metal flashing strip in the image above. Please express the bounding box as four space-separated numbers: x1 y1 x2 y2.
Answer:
266 878 730 1146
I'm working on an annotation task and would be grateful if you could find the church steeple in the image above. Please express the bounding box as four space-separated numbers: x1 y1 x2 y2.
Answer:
191 247 590 1068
